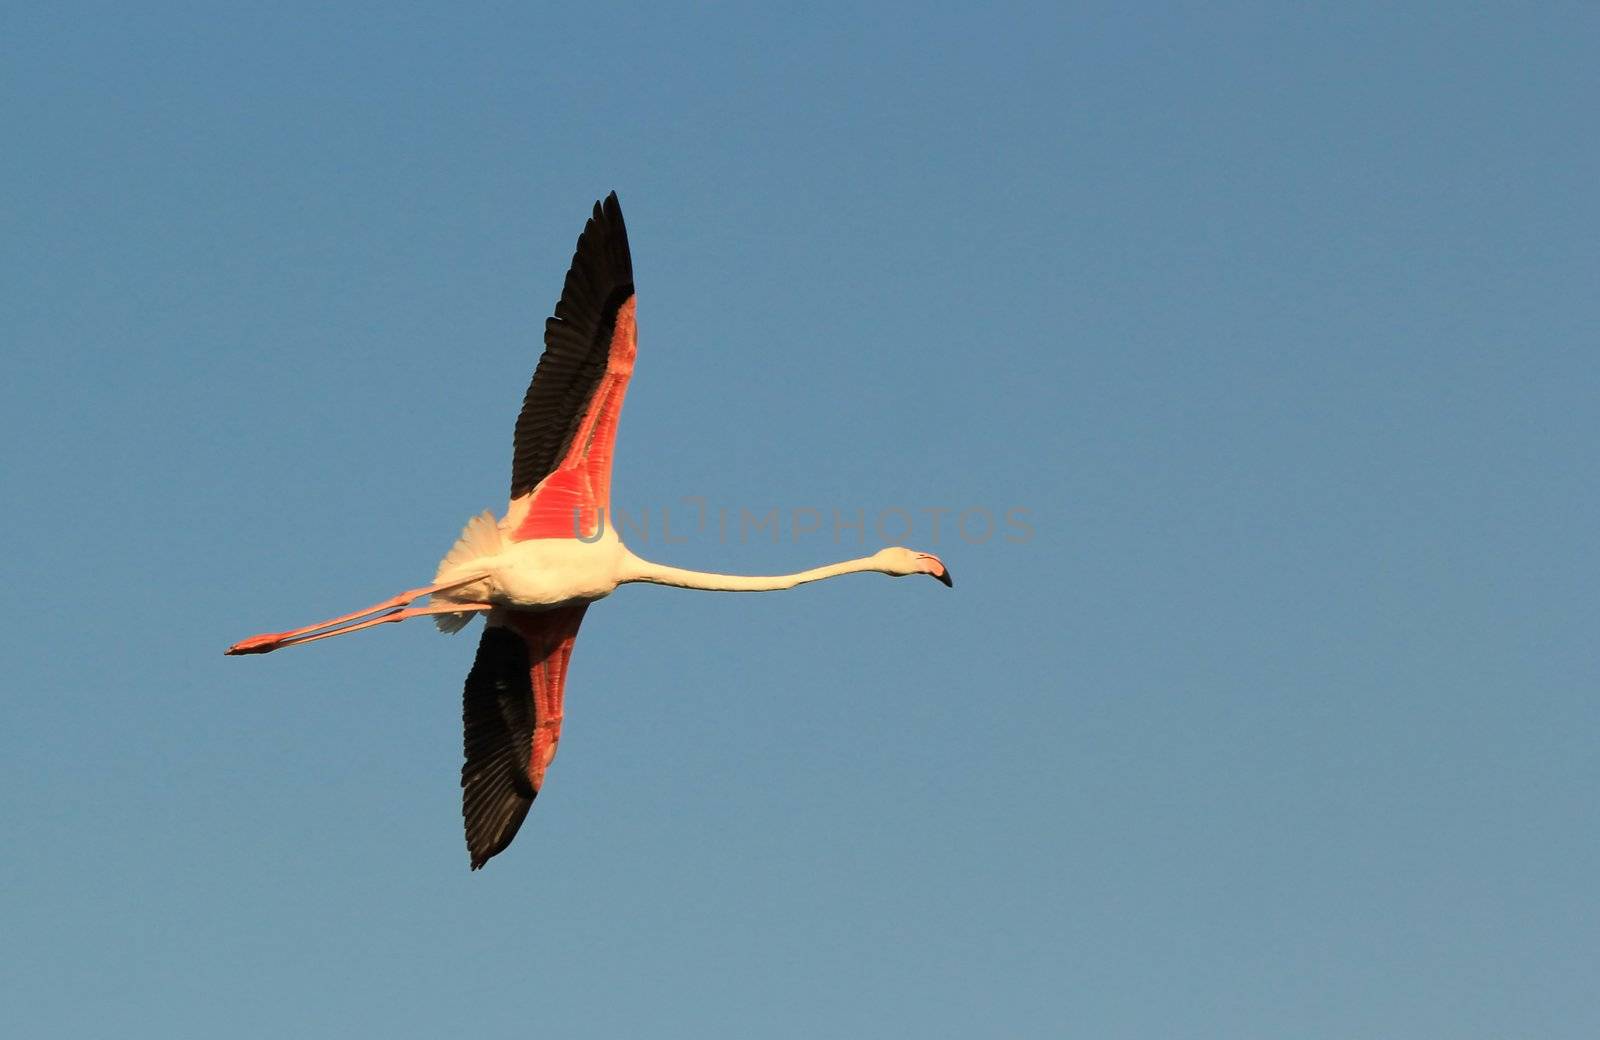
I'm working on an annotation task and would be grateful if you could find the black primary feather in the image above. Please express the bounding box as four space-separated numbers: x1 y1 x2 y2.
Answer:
460 625 537 870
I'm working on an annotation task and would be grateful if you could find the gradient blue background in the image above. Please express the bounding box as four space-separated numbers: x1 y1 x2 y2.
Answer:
4 3 1597 1036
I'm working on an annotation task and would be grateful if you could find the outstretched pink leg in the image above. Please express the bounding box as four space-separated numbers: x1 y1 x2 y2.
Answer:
226 576 490 655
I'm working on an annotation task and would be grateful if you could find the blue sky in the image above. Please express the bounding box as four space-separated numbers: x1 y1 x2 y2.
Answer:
4 3 1597 1036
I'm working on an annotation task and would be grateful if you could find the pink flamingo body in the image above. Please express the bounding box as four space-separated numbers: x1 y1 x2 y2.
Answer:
228 194 951 868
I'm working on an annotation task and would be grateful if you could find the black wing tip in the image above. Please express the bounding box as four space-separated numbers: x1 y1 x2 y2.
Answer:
464 796 533 871
584 189 633 287
465 826 503 870
465 811 500 870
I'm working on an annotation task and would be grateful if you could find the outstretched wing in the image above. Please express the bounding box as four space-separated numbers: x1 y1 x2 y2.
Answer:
460 605 587 870
507 192 637 541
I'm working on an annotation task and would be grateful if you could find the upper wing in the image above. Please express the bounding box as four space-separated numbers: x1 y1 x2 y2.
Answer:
460 605 587 870
506 192 637 541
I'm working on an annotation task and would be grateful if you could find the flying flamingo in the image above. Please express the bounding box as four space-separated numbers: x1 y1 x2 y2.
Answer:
227 193 952 869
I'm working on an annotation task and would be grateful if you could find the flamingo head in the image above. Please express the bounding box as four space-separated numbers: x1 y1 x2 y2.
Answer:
875 547 954 587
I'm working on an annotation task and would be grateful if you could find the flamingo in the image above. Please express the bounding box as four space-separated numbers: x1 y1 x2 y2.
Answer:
227 193 952 869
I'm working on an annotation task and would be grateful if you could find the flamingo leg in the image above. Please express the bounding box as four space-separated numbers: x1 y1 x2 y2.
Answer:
225 576 489 655
230 602 496 654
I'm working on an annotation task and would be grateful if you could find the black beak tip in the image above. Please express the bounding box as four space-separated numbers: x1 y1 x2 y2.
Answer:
936 568 954 588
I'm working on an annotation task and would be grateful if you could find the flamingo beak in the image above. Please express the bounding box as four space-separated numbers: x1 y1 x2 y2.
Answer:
918 554 953 587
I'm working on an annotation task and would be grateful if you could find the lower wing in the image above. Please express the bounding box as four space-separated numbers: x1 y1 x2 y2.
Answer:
460 605 587 869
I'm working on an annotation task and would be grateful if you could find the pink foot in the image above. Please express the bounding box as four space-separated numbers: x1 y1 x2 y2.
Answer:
226 633 283 655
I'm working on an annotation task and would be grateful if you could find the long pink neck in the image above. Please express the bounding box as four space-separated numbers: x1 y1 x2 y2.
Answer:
621 552 887 592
